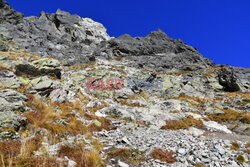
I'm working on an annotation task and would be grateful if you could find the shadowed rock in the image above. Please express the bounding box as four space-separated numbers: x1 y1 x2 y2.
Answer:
218 66 240 92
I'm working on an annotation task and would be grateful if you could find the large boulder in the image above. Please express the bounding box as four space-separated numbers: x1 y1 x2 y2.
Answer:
0 89 28 112
0 111 27 131
15 58 62 78
0 89 28 132
218 66 241 92
0 70 22 88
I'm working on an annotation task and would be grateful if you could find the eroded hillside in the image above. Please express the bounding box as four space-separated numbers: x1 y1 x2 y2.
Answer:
0 0 249 166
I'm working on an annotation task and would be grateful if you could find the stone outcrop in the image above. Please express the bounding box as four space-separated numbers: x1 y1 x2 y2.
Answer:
0 0 110 65
218 66 241 92
0 0 24 24
93 29 215 72
15 58 62 78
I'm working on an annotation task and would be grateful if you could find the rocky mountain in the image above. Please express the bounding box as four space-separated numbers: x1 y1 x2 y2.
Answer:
0 0 249 166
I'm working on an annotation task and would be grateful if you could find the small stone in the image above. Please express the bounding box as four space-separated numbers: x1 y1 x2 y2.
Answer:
118 160 129 167
93 120 102 127
224 140 231 146
178 148 186 155
218 148 225 155
201 158 210 163
68 160 77 167
122 137 130 145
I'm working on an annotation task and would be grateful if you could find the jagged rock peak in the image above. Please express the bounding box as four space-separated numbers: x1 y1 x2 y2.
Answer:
94 29 215 72
146 28 170 40
0 0 24 24
0 0 110 65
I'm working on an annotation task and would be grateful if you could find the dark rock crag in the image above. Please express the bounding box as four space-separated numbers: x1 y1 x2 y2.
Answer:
94 29 215 72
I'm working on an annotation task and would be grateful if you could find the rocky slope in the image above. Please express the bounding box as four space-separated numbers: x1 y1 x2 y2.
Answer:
0 0 249 166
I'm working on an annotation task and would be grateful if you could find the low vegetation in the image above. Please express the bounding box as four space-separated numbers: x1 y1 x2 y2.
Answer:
58 144 104 167
246 141 250 148
236 154 246 163
206 108 250 124
244 150 250 154
24 94 111 135
230 142 240 151
107 148 146 164
16 92 112 166
195 163 205 167
0 135 60 167
150 148 176 163
66 61 96 71
0 65 14 72
161 115 204 130
156 70 191 76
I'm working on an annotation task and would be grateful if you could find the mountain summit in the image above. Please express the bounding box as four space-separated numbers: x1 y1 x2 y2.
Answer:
0 0 249 166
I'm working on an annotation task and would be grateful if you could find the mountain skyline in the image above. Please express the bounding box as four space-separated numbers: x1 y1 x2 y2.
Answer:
8 0 250 68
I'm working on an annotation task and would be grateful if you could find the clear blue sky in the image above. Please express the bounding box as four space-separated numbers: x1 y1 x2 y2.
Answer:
8 0 250 68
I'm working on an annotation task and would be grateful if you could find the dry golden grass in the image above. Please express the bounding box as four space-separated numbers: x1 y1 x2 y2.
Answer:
195 163 205 167
230 142 240 151
150 148 176 163
0 51 40 61
16 84 28 94
0 135 55 167
118 99 143 107
0 84 6 90
107 148 146 164
224 91 250 99
78 91 91 105
15 90 113 166
0 65 14 72
86 113 112 132
0 141 21 159
20 135 43 158
170 110 180 114
112 56 123 61
246 141 250 148
206 108 250 124
156 70 191 76
58 145 104 167
108 148 132 159
161 115 204 130
67 61 96 71
244 150 250 154
24 94 111 136
202 67 221 78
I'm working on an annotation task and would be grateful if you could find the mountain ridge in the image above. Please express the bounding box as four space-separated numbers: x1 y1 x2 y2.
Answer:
0 0 249 166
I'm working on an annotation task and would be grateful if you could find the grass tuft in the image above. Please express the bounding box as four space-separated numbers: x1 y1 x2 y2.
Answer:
150 148 176 163
230 142 240 151
58 144 104 167
161 115 204 130
236 154 246 163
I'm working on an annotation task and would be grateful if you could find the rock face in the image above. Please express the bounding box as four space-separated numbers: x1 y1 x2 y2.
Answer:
0 89 28 132
0 0 24 24
0 1 110 65
0 1 249 167
93 29 215 72
0 70 22 88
